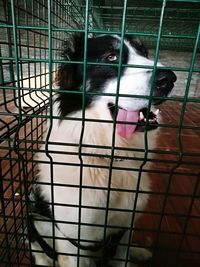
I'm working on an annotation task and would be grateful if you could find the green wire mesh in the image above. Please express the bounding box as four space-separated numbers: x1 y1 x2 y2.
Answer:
91 0 200 51
0 0 200 266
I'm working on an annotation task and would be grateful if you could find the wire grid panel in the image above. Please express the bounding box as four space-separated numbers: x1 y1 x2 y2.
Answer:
0 0 200 267
0 0 86 265
94 0 200 51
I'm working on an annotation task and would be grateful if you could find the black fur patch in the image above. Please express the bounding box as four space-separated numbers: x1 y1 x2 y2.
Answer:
29 185 52 220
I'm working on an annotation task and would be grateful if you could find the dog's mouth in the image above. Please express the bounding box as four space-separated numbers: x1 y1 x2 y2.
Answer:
108 103 159 139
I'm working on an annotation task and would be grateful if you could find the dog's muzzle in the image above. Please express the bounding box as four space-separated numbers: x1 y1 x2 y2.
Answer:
108 69 177 138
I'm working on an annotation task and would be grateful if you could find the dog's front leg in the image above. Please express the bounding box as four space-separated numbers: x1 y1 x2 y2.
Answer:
56 239 96 267
112 230 152 267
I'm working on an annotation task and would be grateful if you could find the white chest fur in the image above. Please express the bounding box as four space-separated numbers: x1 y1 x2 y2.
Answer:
36 103 154 242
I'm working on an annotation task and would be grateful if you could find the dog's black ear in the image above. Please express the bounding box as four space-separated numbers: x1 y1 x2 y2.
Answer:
62 33 85 60
54 64 77 89
54 33 92 117
55 34 86 89
125 36 148 58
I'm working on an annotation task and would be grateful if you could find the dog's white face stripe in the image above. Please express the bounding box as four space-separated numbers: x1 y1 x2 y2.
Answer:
102 39 151 111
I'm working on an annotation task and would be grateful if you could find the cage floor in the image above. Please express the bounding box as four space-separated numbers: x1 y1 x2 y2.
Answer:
134 101 200 267
1 101 200 267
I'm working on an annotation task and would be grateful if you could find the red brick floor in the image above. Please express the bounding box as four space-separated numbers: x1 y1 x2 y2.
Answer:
134 101 200 267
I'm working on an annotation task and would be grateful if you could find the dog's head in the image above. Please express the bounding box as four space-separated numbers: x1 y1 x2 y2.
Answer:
55 34 176 140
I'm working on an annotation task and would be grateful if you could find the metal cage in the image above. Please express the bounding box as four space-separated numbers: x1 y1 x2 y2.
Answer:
0 0 200 266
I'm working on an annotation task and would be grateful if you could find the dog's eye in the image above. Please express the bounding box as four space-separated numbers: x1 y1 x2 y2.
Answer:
106 54 118 61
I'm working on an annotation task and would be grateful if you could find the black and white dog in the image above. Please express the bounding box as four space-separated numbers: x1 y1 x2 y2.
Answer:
28 34 176 267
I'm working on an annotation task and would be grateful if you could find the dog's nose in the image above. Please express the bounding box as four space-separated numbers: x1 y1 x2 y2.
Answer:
155 70 177 88
153 69 177 105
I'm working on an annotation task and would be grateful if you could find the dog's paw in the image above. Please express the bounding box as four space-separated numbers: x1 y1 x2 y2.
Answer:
58 255 95 267
129 246 152 261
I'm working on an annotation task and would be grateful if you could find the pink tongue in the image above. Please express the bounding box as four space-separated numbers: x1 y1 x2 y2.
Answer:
116 108 139 138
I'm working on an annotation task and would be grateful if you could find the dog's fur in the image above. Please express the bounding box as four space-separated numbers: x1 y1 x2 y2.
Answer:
28 34 176 267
